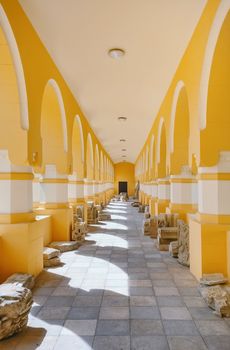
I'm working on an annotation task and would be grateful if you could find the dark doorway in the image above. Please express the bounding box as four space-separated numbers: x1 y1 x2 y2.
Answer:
118 181 128 194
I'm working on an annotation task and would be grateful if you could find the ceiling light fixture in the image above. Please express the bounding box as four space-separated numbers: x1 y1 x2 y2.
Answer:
122 149 126 151
120 139 126 142
122 155 126 158
118 116 127 121
108 48 125 59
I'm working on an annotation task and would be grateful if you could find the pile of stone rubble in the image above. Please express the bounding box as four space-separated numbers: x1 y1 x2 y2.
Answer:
0 273 34 340
199 273 230 317
72 205 87 242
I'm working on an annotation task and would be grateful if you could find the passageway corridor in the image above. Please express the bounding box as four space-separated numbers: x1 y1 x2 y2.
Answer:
1 202 230 350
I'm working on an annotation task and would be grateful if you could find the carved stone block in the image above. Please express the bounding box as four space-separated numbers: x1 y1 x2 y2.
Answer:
3 273 35 290
49 241 79 252
0 282 33 340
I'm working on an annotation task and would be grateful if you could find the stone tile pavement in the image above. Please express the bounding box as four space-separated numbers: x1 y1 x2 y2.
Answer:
1 201 230 349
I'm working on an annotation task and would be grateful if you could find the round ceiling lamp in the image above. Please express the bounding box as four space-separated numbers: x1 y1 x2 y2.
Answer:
118 116 127 121
108 48 125 59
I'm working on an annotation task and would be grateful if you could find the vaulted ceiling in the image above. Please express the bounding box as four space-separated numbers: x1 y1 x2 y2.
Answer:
19 0 207 163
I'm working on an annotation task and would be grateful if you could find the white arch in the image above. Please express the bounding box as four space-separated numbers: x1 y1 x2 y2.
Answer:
199 0 230 130
157 117 165 164
75 115 84 162
170 80 185 152
0 4 29 130
95 144 99 171
145 146 149 172
48 79 68 152
150 135 155 169
87 133 94 168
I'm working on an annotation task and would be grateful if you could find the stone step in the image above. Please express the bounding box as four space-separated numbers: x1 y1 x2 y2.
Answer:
49 241 79 252
43 247 60 260
44 256 61 267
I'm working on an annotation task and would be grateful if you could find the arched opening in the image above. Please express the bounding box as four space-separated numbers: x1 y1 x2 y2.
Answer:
157 118 167 178
170 82 190 174
72 115 84 178
86 133 94 180
41 79 67 173
95 144 100 181
200 3 230 166
0 7 28 165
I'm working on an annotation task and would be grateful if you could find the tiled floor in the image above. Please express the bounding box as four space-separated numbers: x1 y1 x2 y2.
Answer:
1 201 230 349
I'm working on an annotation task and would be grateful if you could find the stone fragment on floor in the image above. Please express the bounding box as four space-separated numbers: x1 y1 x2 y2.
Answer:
49 241 79 252
0 282 33 340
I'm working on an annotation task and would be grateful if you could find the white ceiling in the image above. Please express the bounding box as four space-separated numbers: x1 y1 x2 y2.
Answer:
19 0 207 164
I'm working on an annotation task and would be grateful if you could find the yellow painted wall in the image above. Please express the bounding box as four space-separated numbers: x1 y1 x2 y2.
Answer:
0 0 113 176
114 162 135 196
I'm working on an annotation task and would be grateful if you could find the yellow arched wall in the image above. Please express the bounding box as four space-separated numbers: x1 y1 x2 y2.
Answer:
0 0 113 174
114 162 135 196
136 0 221 177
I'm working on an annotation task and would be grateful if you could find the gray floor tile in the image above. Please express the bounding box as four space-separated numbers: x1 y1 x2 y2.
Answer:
203 336 230 350
67 307 100 319
61 319 97 335
73 296 102 307
101 295 129 307
96 320 130 335
160 307 192 320
130 306 160 319
130 287 154 296
130 296 157 306
99 307 129 319
54 335 93 350
154 287 179 296
167 336 208 350
157 296 185 307
93 335 130 350
195 320 230 335
131 335 169 350
131 319 164 335
44 296 75 307
189 307 220 320
163 320 199 335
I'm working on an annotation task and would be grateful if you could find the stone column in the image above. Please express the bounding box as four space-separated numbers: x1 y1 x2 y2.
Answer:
155 177 170 215
169 165 197 221
189 151 230 279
